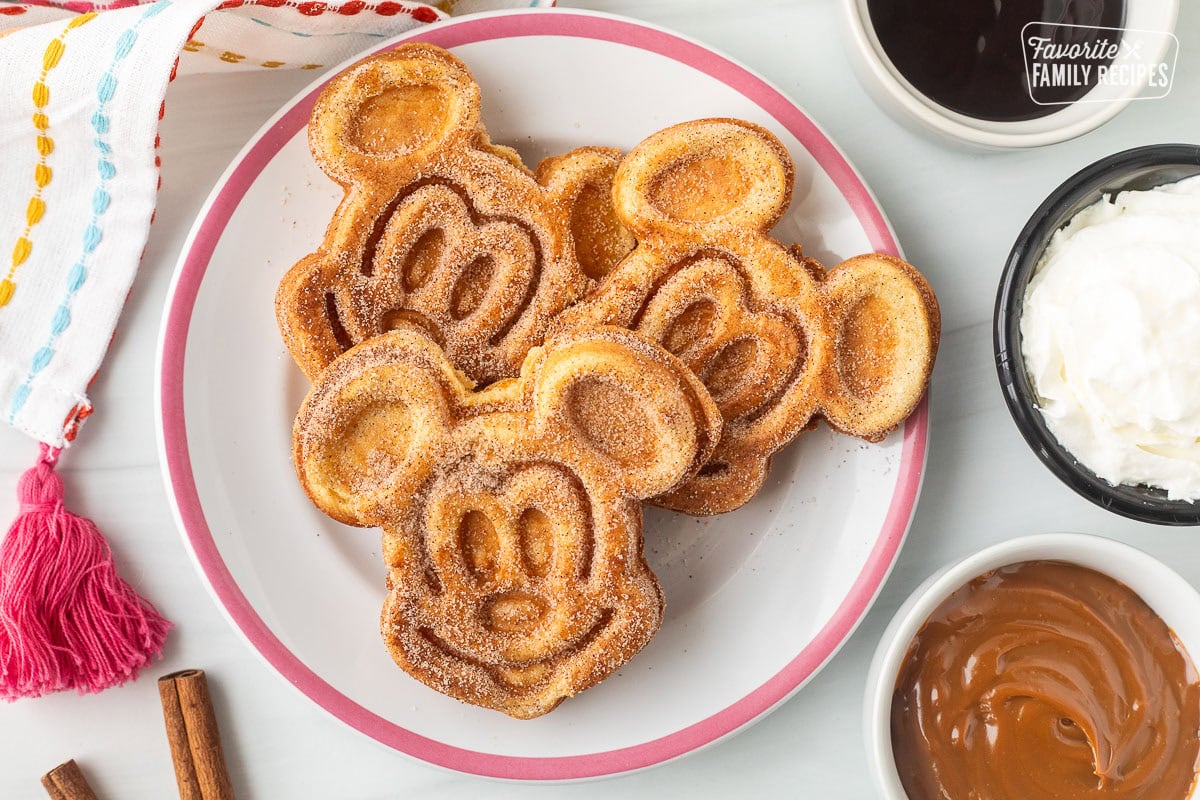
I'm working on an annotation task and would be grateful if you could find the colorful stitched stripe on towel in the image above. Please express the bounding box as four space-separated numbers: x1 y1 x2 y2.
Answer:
8 2 172 420
0 12 97 310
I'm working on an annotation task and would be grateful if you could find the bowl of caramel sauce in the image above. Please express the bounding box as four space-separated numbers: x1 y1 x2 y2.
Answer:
841 0 1179 147
866 533 1200 799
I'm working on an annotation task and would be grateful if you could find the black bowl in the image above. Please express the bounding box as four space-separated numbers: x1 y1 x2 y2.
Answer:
995 144 1200 525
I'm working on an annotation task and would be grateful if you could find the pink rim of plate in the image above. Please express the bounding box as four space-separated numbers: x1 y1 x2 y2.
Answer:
159 9 928 781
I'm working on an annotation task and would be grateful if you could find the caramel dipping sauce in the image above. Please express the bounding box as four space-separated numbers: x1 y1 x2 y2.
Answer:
891 560 1200 800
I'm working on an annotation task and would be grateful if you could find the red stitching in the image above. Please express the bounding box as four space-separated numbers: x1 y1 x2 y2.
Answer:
60 402 92 443
15 0 445 22
170 18 202 81
24 0 445 446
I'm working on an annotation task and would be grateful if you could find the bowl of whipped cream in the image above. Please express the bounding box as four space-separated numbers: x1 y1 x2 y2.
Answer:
996 143 1200 524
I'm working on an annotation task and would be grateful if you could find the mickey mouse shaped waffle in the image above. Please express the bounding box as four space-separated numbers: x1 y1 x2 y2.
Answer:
556 118 940 515
292 324 721 718
277 43 633 386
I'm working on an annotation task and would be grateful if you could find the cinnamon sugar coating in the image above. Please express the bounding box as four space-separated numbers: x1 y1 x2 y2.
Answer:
276 43 632 387
292 323 721 718
555 119 940 515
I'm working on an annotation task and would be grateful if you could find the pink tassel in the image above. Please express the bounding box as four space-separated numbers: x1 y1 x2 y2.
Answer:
0 444 171 699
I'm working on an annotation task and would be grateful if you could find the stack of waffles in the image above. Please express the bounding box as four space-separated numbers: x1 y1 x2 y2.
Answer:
276 43 940 718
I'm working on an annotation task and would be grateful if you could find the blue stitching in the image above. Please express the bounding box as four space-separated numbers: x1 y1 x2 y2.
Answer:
249 15 388 38
9 0 173 422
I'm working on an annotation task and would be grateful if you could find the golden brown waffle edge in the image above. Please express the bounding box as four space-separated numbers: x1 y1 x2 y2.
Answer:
554 117 940 515
275 42 633 387
292 322 722 717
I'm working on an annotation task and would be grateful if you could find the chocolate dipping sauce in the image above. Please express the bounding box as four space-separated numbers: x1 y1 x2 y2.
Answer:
891 560 1200 800
866 0 1125 121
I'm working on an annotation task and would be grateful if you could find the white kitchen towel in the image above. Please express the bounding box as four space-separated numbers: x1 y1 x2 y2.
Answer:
0 0 548 448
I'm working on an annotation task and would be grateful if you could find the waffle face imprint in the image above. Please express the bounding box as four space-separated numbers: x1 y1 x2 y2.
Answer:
277 42 633 386
292 324 722 718
556 118 941 515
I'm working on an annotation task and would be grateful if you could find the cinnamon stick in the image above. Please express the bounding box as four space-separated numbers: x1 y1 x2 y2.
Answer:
158 669 235 800
40 759 98 800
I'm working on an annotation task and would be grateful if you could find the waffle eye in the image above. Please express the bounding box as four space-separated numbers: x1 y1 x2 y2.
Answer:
402 228 444 291
449 255 497 320
518 508 554 579
662 299 718 358
700 337 758 403
458 510 499 583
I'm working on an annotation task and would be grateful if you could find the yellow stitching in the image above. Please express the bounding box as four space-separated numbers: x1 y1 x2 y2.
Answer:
0 12 97 309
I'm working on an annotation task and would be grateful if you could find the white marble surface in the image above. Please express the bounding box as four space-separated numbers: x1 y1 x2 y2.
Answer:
1 1 1198 797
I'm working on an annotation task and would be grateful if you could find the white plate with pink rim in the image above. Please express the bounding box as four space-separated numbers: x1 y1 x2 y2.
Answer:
156 8 929 782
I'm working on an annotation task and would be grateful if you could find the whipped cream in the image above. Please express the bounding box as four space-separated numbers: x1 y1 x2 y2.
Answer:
1021 174 1200 500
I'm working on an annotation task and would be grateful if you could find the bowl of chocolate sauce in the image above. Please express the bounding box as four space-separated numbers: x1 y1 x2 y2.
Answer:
865 533 1200 800
842 0 1179 147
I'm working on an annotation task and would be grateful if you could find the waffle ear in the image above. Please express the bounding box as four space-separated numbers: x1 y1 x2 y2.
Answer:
275 253 348 382
308 43 480 185
536 146 635 281
292 325 463 526
529 327 722 500
816 254 940 440
613 118 793 240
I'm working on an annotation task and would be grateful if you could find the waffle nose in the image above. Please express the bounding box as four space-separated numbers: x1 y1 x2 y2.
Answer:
481 591 548 634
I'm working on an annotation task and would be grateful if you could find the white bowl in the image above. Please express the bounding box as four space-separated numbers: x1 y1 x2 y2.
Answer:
864 532 1200 799
841 0 1179 148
